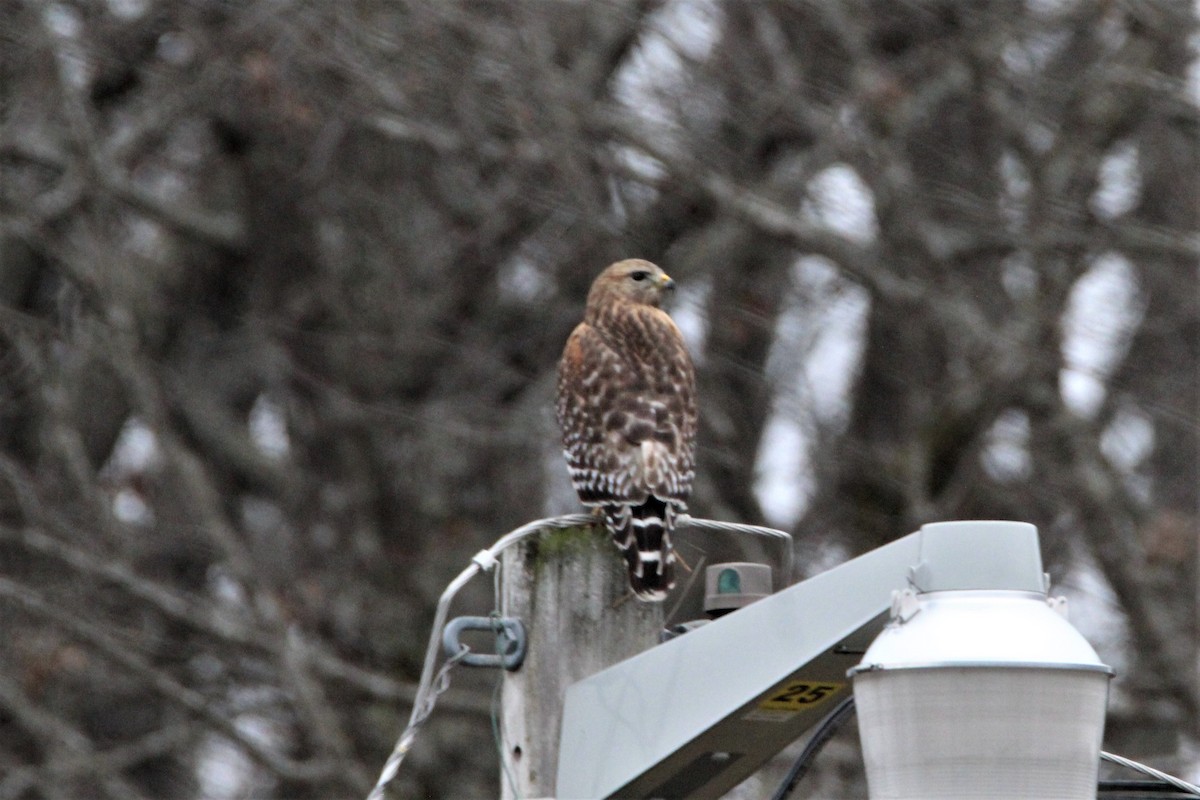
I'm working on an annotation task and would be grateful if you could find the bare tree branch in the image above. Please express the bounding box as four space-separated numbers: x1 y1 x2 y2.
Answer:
0 578 338 784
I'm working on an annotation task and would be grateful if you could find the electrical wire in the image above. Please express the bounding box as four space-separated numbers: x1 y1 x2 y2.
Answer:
1102 751 1200 797
1098 779 1200 797
365 513 793 800
678 513 795 582
492 646 520 800
365 513 591 800
365 645 471 800
490 563 521 800
769 697 857 800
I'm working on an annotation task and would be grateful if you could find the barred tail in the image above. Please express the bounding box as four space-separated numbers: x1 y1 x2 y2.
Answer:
604 498 676 601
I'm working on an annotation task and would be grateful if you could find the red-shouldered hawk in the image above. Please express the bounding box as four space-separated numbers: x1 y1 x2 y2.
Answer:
556 259 698 601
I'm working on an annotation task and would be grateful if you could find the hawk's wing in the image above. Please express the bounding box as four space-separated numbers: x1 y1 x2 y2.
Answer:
555 309 697 508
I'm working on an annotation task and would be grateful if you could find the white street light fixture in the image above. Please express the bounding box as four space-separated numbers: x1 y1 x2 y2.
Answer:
849 521 1112 800
388 517 1197 800
555 519 1116 799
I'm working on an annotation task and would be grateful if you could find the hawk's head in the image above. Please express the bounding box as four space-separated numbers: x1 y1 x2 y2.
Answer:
586 259 676 312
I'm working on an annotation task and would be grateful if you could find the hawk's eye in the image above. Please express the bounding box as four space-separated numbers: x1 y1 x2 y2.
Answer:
630 271 650 282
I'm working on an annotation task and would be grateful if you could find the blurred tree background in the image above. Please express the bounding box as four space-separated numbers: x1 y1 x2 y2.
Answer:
0 0 1196 797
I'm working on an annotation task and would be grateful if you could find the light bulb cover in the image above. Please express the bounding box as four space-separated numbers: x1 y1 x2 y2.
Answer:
853 664 1110 799
849 522 1112 800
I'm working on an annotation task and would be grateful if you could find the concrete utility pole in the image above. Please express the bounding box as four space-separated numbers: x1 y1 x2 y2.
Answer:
500 524 664 799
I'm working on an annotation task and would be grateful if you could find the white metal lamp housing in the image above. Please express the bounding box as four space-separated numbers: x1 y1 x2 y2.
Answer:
849 521 1112 800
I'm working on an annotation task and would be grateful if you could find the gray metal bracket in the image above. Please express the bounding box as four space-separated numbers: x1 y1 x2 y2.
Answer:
442 615 526 671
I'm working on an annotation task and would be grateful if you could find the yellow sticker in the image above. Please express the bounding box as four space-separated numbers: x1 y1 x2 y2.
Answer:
759 680 843 712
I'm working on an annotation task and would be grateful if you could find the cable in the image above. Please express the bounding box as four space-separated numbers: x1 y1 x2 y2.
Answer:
492 663 519 800
769 696 857 800
366 513 793 800
1102 751 1200 797
678 513 795 582
365 645 471 800
365 513 592 800
490 565 520 800
1099 779 1200 797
